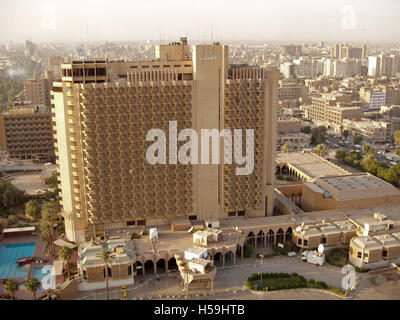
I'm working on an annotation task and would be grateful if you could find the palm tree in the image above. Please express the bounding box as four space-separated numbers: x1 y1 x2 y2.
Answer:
59 245 74 279
362 144 374 155
313 144 328 157
281 142 293 153
25 277 41 300
97 248 113 300
39 219 55 254
4 279 19 299
394 130 400 146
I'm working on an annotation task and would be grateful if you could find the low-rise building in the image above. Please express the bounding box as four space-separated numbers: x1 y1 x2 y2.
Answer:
293 220 356 249
77 238 136 291
304 94 363 131
277 133 311 148
349 232 400 269
342 118 392 144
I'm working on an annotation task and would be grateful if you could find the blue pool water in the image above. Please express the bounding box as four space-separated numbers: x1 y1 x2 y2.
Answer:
0 242 36 279
20 266 52 292
32 266 52 281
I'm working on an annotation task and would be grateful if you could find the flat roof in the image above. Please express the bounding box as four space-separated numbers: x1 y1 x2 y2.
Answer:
185 246 208 255
188 258 210 266
3 226 35 233
314 173 400 200
276 152 349 179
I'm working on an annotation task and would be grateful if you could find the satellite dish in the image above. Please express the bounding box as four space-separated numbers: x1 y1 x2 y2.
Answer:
318 244 325 254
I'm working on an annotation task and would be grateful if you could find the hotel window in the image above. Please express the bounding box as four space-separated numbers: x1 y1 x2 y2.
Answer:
321 237 327 244
188 215 197 221
303 240 308 246
357 252 362 259
238 211 245 216
298 239 302 245
383 249 387 257
137 220 145 226
228 212 236 217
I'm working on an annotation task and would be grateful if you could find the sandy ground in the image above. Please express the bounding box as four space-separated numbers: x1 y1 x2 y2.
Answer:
8 173 48 195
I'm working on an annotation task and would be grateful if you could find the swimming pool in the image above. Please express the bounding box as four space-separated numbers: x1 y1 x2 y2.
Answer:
0 242 36 279
32 266 52 281
19 266 53 292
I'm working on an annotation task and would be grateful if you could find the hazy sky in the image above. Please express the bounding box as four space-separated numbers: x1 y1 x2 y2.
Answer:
1 0 399 43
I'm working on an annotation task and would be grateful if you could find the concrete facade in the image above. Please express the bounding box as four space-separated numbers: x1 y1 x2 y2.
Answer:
52 39 278 244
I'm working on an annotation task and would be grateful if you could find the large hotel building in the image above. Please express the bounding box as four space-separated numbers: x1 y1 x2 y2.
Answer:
52 38 278 244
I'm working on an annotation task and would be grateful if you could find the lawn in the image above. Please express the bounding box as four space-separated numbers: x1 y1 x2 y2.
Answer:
247 272 344 295
247 273 309 291
325 247 349 267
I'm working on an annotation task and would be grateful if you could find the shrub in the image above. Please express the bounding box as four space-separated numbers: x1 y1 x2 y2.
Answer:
315 281 328 289
355 267 369 273
25 200 41 220
326 247 348 267
243 243 254 258
308 278 316 287
277 175 284 180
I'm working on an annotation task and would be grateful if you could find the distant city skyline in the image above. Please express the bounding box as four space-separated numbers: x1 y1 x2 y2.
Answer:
1 0 400 44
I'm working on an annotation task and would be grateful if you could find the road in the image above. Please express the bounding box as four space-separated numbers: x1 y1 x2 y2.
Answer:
74 255 387 300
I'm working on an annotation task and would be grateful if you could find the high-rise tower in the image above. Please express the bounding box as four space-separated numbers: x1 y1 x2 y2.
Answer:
52 39 278 244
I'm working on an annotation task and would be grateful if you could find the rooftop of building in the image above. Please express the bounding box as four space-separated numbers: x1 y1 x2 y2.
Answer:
131 225 242 259
294 220 356 237
351 232 400 250
276 152 349 179
78 238 136 268
343 118 389 128
1 104 48 116
188 258 211 267
312 173 400 201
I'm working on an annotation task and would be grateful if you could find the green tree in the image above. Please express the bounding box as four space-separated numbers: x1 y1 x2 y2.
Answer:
313 144 328 157
361 144 374 155
97 248 114 300
44 171 58 189
0 179 24 209
342 130 349 139
311 126 327 145
25 199 41 220
39 219 55 254
59 245 74 279
4 279 19 299
335 149 348 161
25 277 41 300
301 126 311 134
0 179 24 206
361 154 384 175
353 135 363 145
394 130 400 146
281 142 293 153
41 201 60 222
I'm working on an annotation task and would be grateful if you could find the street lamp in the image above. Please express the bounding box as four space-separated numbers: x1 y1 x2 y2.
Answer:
260 254 264 265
